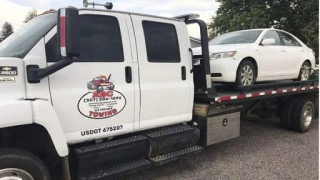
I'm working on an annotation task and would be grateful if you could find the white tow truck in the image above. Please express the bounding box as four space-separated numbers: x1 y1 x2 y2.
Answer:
0 2 318 180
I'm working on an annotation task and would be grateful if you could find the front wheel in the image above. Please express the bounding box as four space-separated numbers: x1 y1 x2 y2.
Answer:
236 60 256 86
0 148 51 180
297 61 311 81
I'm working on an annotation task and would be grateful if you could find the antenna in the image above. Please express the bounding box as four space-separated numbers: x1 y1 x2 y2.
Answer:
83 0 113 9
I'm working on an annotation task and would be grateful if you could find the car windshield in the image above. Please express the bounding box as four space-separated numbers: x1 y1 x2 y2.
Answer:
0 12 57 58
209 30 263 45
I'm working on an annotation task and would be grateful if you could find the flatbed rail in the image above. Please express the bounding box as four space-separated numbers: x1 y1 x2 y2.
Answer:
195 80 319 105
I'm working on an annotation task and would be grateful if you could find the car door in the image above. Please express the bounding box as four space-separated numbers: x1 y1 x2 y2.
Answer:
258 30 286 78
130 15 194 130
46 11 136 143
278 31 304 77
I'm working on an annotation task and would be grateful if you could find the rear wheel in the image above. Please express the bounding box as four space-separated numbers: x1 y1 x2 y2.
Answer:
236 60 256 86
297 61 311 81
0 148 50 180
291 100 315 133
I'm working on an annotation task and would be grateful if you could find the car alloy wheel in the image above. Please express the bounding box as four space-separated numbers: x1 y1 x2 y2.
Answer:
0 168 34 180
240 65 254 86
300 63 311 81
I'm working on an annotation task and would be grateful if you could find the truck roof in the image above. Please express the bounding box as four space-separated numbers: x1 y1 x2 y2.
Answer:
79 8 184 22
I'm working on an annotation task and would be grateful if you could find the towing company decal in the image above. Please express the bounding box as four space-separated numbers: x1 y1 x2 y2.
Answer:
77 74 126 119
0 66 18 76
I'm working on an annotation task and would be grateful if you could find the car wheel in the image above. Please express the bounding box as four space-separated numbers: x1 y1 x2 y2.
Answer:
0 148 51 180
236 60 256 86
297 61 311 81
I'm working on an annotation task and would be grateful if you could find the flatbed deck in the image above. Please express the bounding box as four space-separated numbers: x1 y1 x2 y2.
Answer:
195 80 319 105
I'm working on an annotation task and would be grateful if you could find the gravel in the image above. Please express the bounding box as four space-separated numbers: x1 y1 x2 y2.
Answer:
120 116 319 180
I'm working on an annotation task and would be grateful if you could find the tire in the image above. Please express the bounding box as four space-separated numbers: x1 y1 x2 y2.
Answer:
0 148 51 180
291 100 315 133
280 98 298 130
236 60 256 86
297 61 311 81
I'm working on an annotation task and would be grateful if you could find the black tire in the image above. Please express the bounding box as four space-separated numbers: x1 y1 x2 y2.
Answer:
296 61 311 81
291 100 315 133
280 98 298 130
0 148 51 180
236 60 256 86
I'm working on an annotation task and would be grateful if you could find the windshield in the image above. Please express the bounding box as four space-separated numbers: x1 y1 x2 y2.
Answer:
209 30 263 45
0 12 57 58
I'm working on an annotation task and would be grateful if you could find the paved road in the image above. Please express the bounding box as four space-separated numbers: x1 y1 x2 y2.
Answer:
120 116 319 180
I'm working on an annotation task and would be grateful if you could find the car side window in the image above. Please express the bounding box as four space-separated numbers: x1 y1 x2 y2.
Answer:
261 30 281 45
142 20 181 63
46 14 124 63
279 32 302 47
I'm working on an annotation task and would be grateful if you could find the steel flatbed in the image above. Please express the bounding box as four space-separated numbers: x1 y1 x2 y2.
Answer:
195 80 319 105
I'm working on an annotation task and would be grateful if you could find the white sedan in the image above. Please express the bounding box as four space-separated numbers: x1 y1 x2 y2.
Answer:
192 28 316 86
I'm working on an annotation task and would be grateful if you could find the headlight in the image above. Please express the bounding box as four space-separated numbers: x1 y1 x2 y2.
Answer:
210 51 237 60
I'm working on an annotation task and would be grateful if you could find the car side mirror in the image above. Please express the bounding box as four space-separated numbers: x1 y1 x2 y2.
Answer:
261 38 276 46
57 7 80 58
27 7 80 83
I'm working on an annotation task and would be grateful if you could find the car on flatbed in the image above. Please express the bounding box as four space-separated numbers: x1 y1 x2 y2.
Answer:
193 28 316 86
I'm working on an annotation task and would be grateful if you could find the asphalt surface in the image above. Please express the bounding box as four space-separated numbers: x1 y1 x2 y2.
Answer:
120 116 319 180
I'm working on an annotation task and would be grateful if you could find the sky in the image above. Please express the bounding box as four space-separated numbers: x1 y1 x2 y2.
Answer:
0 0 221 38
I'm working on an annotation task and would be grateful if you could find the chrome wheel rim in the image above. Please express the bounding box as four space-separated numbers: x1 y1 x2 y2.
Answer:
303 106 313 127
0 168 34 180
300 64 311 81
241 65 254 86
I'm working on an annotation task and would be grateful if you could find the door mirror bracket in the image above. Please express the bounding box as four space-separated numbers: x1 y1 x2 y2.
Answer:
27 7 80 83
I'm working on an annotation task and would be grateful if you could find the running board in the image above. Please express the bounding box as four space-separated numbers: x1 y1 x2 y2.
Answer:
150 146 203 166
79 159 152 180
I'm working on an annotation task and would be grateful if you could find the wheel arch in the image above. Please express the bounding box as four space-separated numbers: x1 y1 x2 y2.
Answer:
0 100 69 158
0 124 61 176
241 57 258 78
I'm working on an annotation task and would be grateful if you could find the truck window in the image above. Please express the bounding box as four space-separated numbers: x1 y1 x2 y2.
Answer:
0 12 56 59
142 21 181 63
46 14 124 62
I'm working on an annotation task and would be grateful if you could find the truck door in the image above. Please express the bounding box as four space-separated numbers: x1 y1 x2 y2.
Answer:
45 11 136 143
130 15 194 130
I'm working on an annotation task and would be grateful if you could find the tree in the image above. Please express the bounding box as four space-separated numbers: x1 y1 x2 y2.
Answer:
24 9 38 23
208 0 319 62
0 22 14 42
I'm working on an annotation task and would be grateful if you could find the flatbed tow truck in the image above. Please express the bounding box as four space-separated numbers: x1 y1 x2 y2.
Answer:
0 2 318 180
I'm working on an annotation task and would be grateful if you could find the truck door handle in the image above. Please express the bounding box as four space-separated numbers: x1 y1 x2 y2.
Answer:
181 66 186 80
125 66 132 83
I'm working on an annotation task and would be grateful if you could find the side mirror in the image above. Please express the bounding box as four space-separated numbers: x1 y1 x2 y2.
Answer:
261 38 276 46
27 7 80 83
57 7 80 58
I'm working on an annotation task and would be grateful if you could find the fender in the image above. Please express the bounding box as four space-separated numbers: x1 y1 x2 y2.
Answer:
0 100 33 128
32 100 69 157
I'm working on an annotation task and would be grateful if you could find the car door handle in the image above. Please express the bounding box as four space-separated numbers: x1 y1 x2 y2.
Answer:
181 66 186 81
125 66 132 83
281 49 286 52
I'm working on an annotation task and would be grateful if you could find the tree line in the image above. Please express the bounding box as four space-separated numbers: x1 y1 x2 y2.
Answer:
0 9 37 43
208 0 319 62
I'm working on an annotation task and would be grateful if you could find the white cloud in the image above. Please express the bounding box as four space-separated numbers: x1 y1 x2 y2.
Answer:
0 0 46 31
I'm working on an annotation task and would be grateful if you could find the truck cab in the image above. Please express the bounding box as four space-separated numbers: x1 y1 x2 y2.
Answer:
0 8 194 143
